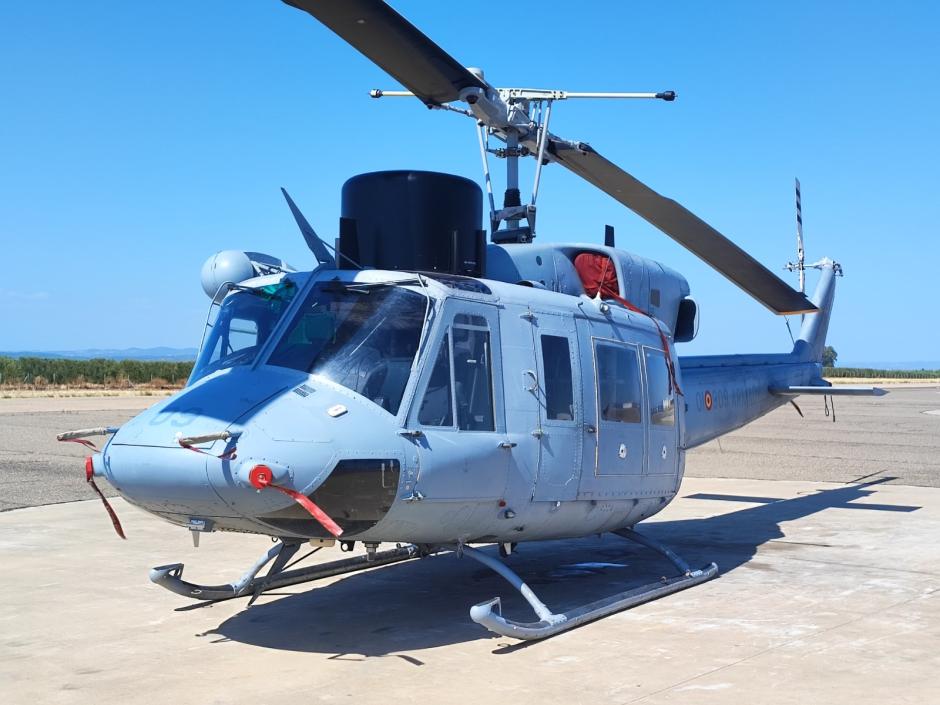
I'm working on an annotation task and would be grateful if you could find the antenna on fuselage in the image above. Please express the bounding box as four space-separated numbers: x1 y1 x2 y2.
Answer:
281 188 336 268
605 224 616 248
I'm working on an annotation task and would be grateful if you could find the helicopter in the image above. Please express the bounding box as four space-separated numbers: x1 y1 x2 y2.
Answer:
57 0 885 640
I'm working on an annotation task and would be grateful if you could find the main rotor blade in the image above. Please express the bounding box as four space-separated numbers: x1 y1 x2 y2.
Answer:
282 0 488 106
547 139 817 315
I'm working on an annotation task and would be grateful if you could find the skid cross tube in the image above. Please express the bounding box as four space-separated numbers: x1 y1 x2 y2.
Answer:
150 543 424 602
461 530 718 640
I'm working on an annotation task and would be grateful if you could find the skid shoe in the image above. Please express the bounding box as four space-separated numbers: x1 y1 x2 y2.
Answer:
462 528 718 640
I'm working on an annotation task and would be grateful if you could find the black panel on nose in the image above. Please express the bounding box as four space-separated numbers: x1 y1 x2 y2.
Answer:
259 459 401 538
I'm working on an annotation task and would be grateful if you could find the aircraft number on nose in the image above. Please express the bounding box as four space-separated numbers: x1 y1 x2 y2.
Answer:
150 407 205 428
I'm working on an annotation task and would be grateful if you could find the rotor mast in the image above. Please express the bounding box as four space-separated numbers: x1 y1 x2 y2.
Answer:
371 82 676 243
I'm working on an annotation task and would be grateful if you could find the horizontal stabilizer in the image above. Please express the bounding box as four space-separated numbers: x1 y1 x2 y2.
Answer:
769 385 887 397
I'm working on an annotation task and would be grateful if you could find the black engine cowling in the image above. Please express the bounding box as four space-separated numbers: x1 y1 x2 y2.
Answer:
338 170 486 277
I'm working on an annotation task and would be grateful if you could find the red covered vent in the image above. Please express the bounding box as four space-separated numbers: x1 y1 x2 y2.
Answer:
574 252 620 299
248 464 274 490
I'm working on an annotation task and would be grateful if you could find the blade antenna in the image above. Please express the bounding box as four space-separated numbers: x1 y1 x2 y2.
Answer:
280 188 335 267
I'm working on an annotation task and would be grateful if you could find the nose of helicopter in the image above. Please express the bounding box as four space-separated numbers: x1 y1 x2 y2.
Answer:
101 366 403 536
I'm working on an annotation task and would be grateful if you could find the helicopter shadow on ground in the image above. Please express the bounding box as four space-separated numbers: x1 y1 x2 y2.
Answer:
205 478 918 658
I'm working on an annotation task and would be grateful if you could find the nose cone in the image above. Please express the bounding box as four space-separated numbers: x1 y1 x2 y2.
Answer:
104 366 299 526
104 442 220 518
104 366 406 537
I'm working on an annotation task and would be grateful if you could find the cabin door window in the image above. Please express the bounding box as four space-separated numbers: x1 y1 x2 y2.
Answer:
593 339 645 475
643 347 679 475
531 327 582 502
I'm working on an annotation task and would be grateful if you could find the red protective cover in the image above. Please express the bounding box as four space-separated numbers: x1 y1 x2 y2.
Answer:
574 252 619 298
572 251 683 396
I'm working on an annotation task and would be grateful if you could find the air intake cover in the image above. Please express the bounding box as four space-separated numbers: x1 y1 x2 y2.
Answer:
339 170 485 276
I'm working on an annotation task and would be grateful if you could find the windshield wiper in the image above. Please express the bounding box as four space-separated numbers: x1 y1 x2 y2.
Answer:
321 278 423 295
228 280 296 301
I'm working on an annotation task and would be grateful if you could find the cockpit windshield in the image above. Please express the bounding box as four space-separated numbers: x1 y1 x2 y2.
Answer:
190 280 297 384
267 281 429 415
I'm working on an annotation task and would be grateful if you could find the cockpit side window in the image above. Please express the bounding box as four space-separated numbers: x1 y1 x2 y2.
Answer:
417 334 453 427
416 313 495 432
453 314 495 431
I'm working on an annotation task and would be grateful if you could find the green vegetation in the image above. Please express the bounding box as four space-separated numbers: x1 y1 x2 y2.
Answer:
2 355 936 388
822 345 838 367
0 356 194 387
823 366 940 379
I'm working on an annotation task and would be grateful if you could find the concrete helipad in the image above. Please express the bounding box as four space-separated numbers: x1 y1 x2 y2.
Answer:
2 476 938 704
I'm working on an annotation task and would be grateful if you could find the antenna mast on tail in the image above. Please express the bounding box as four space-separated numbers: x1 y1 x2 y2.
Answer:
785 180 843 318
786 177 806 293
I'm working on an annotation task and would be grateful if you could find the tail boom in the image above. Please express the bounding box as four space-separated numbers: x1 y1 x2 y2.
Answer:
679 259 843 449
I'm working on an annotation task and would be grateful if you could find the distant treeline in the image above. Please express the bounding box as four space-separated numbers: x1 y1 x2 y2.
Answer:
1 356 936 387
823 366 940 379
0 356 194 387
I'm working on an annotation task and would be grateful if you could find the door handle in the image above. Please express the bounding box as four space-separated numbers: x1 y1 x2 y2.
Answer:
584 424 596 434
523 369 538 392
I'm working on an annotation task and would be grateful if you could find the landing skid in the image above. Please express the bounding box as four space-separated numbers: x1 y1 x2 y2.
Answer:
150 543 424 602
150 529 716 640
462 528 718 640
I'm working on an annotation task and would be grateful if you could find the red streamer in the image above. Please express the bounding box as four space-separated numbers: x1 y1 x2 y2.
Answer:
177 439 237 460
269 484 344 538
61 437 100 451
85 457 126 539
248 465 343 538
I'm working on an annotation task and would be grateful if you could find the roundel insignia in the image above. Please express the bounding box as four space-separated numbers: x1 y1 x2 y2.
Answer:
704 391 713 411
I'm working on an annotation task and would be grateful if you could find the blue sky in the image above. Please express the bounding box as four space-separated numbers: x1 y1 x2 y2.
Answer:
1 1 937 363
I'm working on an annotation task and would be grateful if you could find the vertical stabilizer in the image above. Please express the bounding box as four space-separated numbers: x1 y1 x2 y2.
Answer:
792 259 839 362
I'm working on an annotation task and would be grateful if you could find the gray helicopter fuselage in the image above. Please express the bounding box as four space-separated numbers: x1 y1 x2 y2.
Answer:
100 258 833 545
